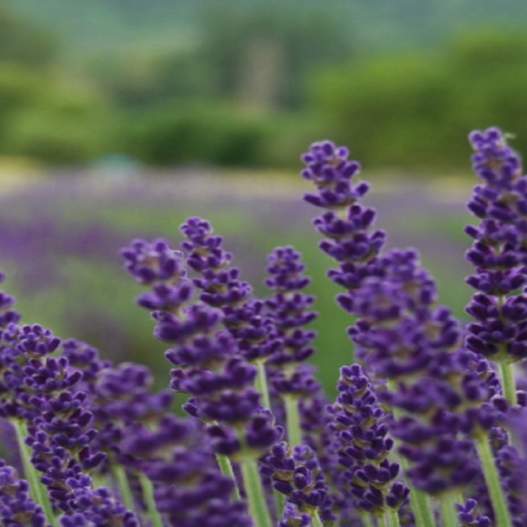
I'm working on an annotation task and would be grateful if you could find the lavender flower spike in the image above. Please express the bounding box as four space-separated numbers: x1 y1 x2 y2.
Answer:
122 238 280 527
265 246 320 446
266 441 333 524
465 127 527 405
180 217 281 412
328 364 408 522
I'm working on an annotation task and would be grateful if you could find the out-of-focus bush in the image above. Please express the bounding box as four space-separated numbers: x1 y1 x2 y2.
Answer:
123 102 271 166
0 4 56 66
310 31 527 170
122 101 331 168
5 82 111 164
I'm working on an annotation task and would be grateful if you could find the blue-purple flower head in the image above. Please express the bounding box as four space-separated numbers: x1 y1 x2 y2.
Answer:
122 414 251 527
301 140 366 209
328 364 408 513
180 217 279 362
0 460 47 527
468 127 522 197
267 441 333 520
180 217 251 308
122 236 281 458
465 127 527 363
121 239 192 313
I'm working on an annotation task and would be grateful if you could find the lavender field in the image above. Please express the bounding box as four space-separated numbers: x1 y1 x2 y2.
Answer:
0 169 472 395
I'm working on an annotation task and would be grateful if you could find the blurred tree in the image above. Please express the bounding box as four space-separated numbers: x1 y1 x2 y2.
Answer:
123 101 271 166
0 4 56 65
197 2 353 109
311 31 527 170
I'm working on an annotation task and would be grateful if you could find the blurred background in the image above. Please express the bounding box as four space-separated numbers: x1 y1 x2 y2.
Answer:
0 0 524 396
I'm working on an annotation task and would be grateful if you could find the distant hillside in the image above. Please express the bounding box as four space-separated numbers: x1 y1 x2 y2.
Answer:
7 0 527 58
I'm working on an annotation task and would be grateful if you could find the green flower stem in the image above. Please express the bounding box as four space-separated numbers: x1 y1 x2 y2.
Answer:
216 454 241 500
312 510 324 527
440 492 461 527
387 509 401 527
283 394 302 447
386 382 435 527
360 513 374 527
475 433 513 527
11 419 57 527
275 491 286 520
111 464 135 512
499 362 517 407
377 514 388 527
240 457 272 527
255 359 271 410
138 472 164 527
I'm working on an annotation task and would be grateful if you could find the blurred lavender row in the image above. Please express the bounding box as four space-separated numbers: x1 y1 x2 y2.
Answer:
0 170 472 393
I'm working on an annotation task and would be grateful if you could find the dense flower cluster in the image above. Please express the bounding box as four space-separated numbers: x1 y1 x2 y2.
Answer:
122 238 280 458
2 130 527 527
327 364 408 513
302 140 488 495
181 217 280 363
0 459 47 527
0 277 139 525
265 246 318 396
266 441 332 521
465 129 527 362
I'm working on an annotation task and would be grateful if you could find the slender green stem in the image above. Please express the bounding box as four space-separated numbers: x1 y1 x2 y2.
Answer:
216 454 241 500
255 359 271 410
111 464 135 512
440 493 461 527
475 434 513 527
499 362 517 406
138 473 163 527
312 510 324 527
360 513 374 527
11 419 58 527
387 508 401 527
275 490 285 520
284 394 302 446
92 471 110 489
240 457 272 527
377 514 388 527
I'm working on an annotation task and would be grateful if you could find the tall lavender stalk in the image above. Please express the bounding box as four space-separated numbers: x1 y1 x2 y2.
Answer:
465 127 527 406
300 140 514 527
264 246 319 446
180 218 280 411
122 238 280 527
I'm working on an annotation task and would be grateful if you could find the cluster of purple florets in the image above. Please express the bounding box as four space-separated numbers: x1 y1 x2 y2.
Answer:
1 128 527 527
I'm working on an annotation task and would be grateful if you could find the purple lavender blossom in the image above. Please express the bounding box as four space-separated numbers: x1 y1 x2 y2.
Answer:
327 364 408 514
0 276 139 525
457 499 492 527
121 414 251 527
465 127 527 365
122 238 281 457
180 217 280 363
301 140 501 500
278 502 312 527
0 459 47 527
266 441 333 521
265 246 317 393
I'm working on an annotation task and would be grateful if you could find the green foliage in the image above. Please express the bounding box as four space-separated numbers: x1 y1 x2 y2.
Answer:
2 78 111 164
0 4 56 65
124 102 272 166
311 31 527 169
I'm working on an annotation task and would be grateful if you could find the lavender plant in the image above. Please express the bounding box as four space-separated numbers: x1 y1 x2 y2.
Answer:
0 127 526 527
